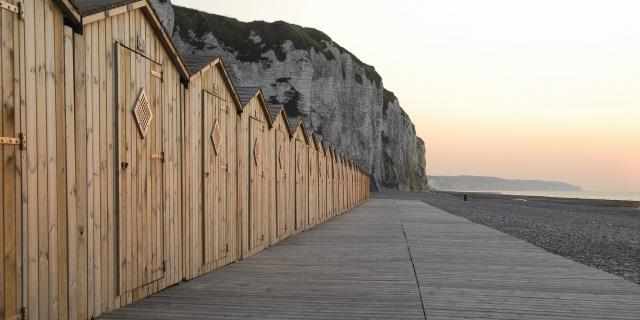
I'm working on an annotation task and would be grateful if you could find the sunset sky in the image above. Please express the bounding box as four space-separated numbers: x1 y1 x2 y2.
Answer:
176 0 640 192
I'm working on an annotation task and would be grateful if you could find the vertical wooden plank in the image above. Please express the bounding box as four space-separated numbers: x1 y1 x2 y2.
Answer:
134 13 145 295
1 9 6 319
23 0 39 317
143 19 151 296
34 0 51 317
54 11 69 320
62 25 76 320
1 5 20 318
91 21 103 317
107 16 116 312
130 10 140 299
72 30 87 320
84 23 95 319
44 0 59 317
125 10 134 302
97 18 108 315
16 0 26 314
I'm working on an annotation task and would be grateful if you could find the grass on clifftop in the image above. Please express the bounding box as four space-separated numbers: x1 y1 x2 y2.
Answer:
173 5 382 88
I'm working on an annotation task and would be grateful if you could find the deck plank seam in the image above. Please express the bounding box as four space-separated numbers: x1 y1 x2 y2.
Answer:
397 201 428 320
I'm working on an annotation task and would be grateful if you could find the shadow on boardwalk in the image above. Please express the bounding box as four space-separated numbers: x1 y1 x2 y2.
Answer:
102 199 640 319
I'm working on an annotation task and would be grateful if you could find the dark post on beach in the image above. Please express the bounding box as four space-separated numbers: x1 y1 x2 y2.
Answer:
463 193 468 201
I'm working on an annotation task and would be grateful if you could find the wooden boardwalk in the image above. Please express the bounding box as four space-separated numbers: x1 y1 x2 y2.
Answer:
101 199 640 319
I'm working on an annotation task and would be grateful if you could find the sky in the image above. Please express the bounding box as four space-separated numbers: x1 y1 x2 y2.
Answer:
175 0 640 192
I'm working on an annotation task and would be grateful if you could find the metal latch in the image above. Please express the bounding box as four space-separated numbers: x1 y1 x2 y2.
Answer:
0 133 26 150
151 151 165 162
0 1 24 20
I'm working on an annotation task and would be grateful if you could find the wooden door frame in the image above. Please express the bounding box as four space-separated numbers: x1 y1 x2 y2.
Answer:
114 42 165 294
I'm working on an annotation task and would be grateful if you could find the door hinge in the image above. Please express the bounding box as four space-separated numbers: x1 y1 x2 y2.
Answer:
0 1 24 20
162 260 166 272
225 244 229 252
0 132 26 150
150 69 163 82
151 151 165 162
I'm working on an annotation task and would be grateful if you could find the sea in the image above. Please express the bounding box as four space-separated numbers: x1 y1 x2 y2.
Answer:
481 190 640 202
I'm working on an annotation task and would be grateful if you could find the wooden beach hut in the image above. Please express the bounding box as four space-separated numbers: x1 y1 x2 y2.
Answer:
341 155 347 213
307 130 319 228
268 104 294 245
350 160 355 208
182 55 243 278
316 136 327 223
289 117 309 233
334 153 341 214
73 1 189 316
236 87 273 258
330 148 338 217
326 147 335 219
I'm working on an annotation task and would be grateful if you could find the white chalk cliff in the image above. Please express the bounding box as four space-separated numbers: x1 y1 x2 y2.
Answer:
152 0 427 191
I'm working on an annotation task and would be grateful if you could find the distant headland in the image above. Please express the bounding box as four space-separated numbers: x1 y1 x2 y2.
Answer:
428 175 582 192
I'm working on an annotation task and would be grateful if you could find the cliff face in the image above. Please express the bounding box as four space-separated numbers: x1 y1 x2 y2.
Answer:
153 1 427 191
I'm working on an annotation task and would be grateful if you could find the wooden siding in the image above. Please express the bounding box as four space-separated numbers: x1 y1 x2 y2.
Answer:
1 0 24 318
307 136 318 229
269 111 292 245
1 1 371 319
317 143 327 223
183 61 240 281
71 8 186 317
238 93 271 258
292 126 309 234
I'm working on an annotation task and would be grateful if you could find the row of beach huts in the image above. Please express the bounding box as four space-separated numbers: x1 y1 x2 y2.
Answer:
0 0 370 319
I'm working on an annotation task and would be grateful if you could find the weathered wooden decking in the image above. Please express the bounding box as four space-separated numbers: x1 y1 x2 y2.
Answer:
101 199 640 319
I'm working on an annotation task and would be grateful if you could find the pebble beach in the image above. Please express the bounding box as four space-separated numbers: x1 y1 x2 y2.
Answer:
374 190 640 285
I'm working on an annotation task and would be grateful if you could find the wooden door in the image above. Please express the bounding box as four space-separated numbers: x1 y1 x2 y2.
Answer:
318 155 325 222
248 117 266 250
308 148 316 226
116 43 165 293
1 4 23 317
202 91 231 264
275 129 288 237
294 140 307 231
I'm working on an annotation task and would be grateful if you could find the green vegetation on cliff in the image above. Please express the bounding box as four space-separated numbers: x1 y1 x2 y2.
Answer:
173 5 382 88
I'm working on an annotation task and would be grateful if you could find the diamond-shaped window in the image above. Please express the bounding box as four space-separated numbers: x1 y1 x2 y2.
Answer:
253 137 260 165
278 145 284 169
133 88 153 138
211 119 222 155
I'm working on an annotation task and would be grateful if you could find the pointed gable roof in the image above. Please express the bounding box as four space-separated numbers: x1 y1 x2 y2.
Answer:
235 87 273 127
317 136 327 156
185 56 243 113
289 117 310 144
75 0 190 81
307 130 318 150
269 104 293 137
